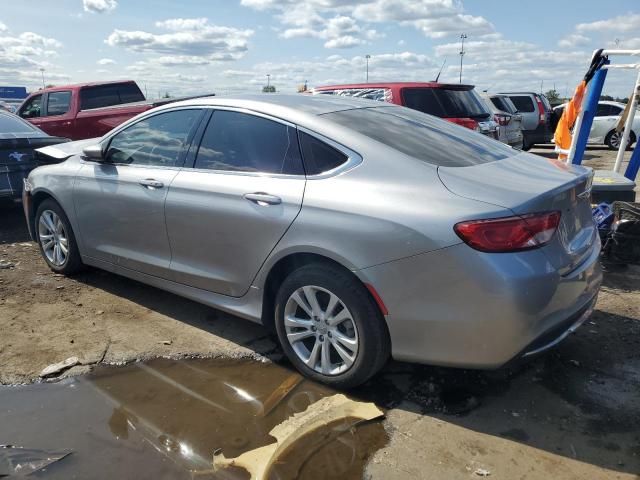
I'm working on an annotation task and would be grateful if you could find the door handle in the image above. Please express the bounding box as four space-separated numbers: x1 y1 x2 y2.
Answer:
138 178 164 189
243 192 282 206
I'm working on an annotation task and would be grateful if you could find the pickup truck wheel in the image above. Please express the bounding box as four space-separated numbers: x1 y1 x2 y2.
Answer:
35 199 84 275
274 263 390 389
606 130 636 150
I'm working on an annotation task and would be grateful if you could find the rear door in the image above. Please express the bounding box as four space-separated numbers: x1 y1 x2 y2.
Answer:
508 95 537 131
165 109 306 297
73 108 203 278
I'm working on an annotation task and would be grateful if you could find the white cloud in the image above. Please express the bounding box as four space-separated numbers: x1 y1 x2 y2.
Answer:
97 58 115 65
0 22 7 33
558 33 590 48
106 18 253 65
83 0 117 13
576 13 640 34
242 0 494 47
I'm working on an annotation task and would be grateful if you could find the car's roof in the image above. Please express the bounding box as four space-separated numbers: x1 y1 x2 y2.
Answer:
159 93 391 121
28 80 138 95
554 100 626 109
313 82 475 90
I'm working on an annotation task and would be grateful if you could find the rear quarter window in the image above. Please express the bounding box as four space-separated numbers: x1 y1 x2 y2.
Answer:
509 96 535 113
323 106 515 167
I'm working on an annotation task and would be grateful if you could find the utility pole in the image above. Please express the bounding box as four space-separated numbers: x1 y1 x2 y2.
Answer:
266 74 271 89
365 54 371 82
39 68 45 89
459 34 467 84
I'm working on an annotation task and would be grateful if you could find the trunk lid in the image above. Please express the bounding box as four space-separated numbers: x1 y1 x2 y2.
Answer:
438 153 596 274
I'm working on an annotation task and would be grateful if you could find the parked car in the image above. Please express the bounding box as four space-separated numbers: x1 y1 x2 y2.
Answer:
499 92 553 150
17 80 208 141
24 95 601 388
311 82 499 139
0 110 68 201
481 93 524 149
552 101 638 150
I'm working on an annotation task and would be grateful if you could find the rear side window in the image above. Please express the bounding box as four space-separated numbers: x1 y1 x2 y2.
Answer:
299 132 348 175
324 107 515 167
509 96 535 113
81 83 144 110
402 87 490 119
46 91 71 116
490 97 510 112
195 111 304 175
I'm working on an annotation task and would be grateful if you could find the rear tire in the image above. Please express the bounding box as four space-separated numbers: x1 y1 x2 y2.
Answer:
35 199 84 275
521 136 532 151
606 130 636 150
274 263 390 389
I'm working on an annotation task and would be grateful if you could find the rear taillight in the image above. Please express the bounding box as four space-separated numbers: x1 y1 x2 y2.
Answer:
534 95 545 124
454 211 561 253
447 117 479 131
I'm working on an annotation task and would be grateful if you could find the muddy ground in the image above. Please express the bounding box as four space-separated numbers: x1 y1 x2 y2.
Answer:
1 146 639 479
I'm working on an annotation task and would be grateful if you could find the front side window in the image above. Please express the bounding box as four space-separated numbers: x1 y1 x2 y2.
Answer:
105 109 200 167
20 95 42 119
46 91 71 116
194 110 304 175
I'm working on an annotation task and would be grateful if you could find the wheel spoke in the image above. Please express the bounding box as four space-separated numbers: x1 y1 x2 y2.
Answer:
328 308 350 326
320 340 331 374
59 241 68 255
284 314 312 329
332 330 357 352
287 329 315 344
55 218 64 234
302 286 322 317
290 291 313 318
305 340 321 369
331 338 355 368
43 212 56 232
325 293 340 318
42 239 54 251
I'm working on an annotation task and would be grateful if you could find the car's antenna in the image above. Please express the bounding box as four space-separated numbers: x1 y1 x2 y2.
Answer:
434 58 446 82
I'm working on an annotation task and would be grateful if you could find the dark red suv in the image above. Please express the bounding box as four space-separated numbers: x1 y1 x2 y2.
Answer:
312 82 498 138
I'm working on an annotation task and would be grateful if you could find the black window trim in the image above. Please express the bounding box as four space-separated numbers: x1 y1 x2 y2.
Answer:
86 106 206 169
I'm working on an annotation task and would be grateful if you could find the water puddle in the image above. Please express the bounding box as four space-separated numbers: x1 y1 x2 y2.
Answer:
0 358 387 479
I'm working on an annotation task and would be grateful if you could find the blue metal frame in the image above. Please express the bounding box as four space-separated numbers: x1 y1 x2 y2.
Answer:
625 142 640 180
572 61 609 165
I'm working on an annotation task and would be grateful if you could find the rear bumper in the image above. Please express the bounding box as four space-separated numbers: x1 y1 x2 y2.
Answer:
358 238 602 369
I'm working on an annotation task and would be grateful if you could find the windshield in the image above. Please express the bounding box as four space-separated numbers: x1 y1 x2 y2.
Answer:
323 106 515 167
0 112 39 134
402 87 491 119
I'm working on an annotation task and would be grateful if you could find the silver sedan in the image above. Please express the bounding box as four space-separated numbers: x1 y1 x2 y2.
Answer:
23 95 602 388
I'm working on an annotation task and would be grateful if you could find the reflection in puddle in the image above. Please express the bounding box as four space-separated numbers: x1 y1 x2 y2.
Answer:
0 358 388 479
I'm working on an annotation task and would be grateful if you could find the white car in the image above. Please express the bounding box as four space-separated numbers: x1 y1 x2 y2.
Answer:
553 101 638 150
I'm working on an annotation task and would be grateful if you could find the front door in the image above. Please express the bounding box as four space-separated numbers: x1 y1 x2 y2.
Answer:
73 108 202 278
165 109 306 297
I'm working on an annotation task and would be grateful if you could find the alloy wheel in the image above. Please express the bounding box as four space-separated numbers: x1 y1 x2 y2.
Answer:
610 131 623 149
38 209 68 267
284 285 359 375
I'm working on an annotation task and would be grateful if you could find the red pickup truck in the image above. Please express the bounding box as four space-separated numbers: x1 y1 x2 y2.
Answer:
18 80 178 140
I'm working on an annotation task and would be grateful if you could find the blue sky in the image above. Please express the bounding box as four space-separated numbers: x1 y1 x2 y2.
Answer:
1 0 639 97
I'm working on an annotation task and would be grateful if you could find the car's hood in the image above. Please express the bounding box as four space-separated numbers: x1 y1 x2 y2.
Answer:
35 137 100 161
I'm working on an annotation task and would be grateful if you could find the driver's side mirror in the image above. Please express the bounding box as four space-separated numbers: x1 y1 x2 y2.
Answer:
82 144 105 162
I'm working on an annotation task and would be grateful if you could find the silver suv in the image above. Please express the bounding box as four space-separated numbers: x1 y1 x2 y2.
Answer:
481 93 524 149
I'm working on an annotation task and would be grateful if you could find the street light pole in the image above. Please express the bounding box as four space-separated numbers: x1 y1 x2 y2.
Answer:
39 68 45 89
365 54 371 82
266 74 271 89
459 34 467 84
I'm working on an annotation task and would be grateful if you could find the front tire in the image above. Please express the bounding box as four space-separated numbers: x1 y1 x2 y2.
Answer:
606 130 636 150
274 263 390 389
35 199 84 275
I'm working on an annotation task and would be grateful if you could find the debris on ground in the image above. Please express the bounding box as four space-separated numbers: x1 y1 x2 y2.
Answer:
0 260 14 269
0 444 72 476
212 393 384 479
161 340 173 345
40 356 80 378
474 467 491 476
